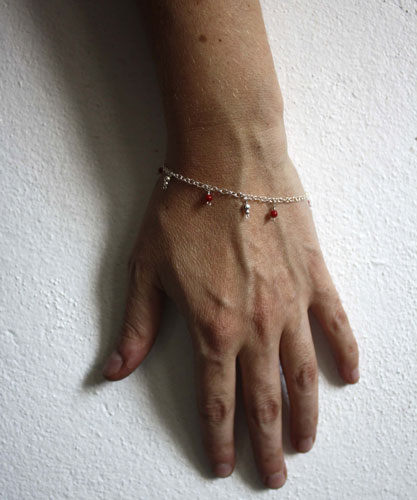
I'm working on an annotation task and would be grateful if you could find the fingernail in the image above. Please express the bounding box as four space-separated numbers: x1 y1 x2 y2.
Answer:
350 368 360 383
103 351 123 377
298 437 313 453
213 463 232 477
265 471 286 489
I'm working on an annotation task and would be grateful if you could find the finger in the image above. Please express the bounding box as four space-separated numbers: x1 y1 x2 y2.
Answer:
103 259 164 381
239 345 287 489
310 287 359 384
193 347 237 478
280 313 318 453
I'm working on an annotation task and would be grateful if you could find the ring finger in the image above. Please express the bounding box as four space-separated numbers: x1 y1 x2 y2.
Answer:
280 313 319 453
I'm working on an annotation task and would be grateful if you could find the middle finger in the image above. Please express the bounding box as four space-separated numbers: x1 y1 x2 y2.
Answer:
239 342 287 489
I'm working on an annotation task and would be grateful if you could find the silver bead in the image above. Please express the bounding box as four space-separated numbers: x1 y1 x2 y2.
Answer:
162 175 171 189
270 205 278 221
243 200 250 218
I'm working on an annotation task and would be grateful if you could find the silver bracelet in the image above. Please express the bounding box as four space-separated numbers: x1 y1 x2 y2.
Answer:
158 163 311 220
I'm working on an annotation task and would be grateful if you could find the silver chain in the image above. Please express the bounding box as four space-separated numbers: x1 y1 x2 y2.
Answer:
160 164 310 205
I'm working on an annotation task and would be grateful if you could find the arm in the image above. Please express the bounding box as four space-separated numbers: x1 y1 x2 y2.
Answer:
103 0 359 489
141 0 288 177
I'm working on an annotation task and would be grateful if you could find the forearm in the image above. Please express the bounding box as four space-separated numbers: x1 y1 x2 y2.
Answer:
141 0 289 178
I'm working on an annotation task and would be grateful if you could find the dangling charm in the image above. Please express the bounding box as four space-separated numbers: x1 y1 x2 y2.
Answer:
162 174 171 190
243 199 251 218
270 205 278 221
305 192 312 209
205 190 213 205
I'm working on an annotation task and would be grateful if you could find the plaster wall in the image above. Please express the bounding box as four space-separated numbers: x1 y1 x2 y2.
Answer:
1 1 416 499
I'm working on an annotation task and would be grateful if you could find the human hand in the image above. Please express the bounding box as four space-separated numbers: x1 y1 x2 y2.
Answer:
102 137 359 489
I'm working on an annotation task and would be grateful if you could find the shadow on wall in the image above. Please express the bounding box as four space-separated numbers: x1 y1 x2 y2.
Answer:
25 0 345 488
23 3 164 379
25 0 165 383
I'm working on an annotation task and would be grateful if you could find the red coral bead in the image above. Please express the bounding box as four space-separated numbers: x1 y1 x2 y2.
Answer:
205 193 213 202
270 209 278 218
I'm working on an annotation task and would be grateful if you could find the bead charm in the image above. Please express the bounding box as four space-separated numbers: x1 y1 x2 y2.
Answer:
305 191 312 209
270 206 278 220
162 174 171 190
205 191 213 205
243 199 251 218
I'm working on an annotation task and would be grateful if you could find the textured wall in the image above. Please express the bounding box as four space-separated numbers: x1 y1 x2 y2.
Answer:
1 1 416 499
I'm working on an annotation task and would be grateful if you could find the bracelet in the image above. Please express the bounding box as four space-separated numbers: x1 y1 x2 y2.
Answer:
158 163 311 221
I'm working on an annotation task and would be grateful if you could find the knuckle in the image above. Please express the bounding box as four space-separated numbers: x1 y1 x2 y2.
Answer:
199 311 239 355
285 311 303 337
121 318 143 342
250 396 281 427
203 332 233 356
251 307 273 345
330 301 350 334
294 361 318 391
203 437 234 457
205 313 233 337
252 296 270 327
344 341 359 359
303 411 319 428
309 256 335 300
250 284 280 346
307 245 324 270
261 451 285 471
314 279 335 300
127 254 153 288
199 397 233 424
306 247 327 282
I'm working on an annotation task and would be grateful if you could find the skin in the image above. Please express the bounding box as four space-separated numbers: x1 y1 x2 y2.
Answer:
103 0 360 490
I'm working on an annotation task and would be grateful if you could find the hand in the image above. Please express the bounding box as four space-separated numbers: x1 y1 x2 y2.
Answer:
102 145 359 489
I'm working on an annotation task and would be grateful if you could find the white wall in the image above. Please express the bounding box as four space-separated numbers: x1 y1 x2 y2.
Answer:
1 1 416 499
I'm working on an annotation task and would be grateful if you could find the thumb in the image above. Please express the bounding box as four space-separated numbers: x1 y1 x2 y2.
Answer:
103 260 164 381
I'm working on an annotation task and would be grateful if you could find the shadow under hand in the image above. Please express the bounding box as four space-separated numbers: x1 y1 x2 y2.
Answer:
25 0 164 386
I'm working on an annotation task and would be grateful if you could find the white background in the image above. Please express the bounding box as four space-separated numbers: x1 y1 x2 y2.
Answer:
1 1 416 499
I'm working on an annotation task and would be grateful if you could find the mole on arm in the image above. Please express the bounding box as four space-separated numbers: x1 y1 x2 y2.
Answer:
199 34 207 42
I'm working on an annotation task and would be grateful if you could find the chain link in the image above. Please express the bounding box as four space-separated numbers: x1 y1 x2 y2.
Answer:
160 164 310 205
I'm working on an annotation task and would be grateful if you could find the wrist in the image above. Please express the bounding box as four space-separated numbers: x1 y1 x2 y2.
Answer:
165 113 289 178
162 115 305 203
